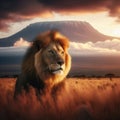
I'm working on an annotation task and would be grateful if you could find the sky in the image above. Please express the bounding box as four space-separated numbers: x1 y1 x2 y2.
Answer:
1 0 120 76
0 0 120 38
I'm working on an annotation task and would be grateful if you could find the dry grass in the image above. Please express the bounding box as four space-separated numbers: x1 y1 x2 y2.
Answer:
0 78 120 120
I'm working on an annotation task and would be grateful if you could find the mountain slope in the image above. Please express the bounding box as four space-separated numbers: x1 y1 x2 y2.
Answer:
0 21 118 47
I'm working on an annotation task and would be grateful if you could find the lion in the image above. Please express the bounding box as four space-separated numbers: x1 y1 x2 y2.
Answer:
14 30 71 98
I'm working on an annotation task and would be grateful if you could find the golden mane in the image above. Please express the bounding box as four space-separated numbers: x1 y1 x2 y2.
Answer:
14 31 71 97
34 31 69 51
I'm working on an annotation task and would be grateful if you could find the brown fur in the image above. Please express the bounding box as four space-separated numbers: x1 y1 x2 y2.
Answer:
14 31 71 98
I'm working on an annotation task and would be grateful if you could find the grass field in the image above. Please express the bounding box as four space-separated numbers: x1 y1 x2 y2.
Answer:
0 77 120 120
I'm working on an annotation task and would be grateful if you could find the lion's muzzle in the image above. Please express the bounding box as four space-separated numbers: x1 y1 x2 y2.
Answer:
49 64 64 75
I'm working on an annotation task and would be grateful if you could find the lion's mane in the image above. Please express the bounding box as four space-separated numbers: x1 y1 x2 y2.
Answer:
14 31 71 97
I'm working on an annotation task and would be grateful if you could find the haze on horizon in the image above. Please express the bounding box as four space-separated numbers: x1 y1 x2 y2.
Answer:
0 0 120 38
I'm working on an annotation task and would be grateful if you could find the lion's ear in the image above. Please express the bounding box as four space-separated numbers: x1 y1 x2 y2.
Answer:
33 32 50 50
33 35 49 50
33 39 43 50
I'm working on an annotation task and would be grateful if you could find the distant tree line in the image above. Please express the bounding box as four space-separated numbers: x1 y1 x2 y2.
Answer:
0 74 18 78
68 73 120 79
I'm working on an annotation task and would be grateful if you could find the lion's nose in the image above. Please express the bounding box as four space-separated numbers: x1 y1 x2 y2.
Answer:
57 60 64 66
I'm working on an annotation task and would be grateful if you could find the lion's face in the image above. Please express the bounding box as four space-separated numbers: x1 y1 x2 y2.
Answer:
41 42 66 75
34 31 71 87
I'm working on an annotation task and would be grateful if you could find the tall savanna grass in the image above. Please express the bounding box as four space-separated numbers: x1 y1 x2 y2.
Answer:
0 78 120 120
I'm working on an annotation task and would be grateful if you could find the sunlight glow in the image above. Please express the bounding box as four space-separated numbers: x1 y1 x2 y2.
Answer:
112 28 120 37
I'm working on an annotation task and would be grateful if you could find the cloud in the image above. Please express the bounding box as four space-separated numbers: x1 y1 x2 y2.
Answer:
39 0 107 12
12 38 120 55
108 0 120 21
69 39 120 55
0 0 52 31
94 39 120 51
0 0 120 31
39 0 120 17
13 38 32 47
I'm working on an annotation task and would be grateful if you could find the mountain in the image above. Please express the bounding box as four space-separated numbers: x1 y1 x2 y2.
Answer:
0 21 118 47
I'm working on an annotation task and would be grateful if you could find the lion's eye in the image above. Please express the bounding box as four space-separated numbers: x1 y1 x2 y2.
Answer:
61 51 64 55
48 50 54 54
